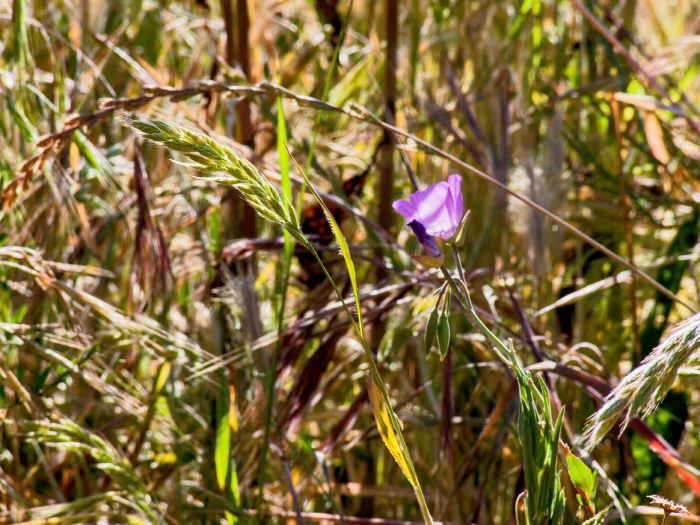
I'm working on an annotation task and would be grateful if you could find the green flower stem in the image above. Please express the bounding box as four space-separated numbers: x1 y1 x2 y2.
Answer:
439 258 510 364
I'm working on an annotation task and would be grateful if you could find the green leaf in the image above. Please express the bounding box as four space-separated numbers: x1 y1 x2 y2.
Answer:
214 385 231 490
7 0 29 70
208 207 221 255
290 150 364 334
215 385 231 492
274 93 294 317
153 361 171 396
215 384 240 524
277 97 291 212
566 452 597 499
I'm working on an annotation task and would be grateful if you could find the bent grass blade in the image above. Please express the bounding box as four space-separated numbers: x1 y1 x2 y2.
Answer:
286 146 434 524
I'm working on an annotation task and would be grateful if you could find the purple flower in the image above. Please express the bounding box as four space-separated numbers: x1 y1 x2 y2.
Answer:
393 174 464 240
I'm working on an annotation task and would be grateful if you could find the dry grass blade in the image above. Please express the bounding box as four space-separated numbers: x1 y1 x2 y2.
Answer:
533 270 632 318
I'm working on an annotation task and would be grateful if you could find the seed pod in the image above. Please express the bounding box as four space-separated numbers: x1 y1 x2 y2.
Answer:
437 311 450 360
424 307 439 351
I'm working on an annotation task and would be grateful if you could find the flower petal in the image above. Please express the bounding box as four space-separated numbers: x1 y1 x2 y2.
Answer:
446 174 464 230
392 198 417 221
410 182 455 239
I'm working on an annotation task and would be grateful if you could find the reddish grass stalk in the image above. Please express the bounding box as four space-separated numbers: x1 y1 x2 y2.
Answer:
612 99 640 361
235 0 256 239
221 0 256 238
377 0 397 235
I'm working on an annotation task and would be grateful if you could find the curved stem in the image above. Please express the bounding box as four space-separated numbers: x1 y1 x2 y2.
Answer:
439 262 510 363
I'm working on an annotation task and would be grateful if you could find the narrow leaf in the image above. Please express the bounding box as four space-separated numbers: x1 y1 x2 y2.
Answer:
215 385 231 491
367 376 419 488
566 453 597 499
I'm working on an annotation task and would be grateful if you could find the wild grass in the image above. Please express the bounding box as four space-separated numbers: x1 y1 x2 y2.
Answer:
584 313 700 449
1 0 700 524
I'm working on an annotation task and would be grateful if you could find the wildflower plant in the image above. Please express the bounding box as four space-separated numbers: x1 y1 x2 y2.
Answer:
394 175 567 524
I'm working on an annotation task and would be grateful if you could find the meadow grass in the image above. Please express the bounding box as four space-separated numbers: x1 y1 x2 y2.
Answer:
1 0 699 524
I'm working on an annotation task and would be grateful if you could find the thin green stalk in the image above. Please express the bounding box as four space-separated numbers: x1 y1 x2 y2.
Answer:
439 263 509 364
255 97 295 514
288 150 434 524
294 0 353 221
441 248 565 524
303 239 434 524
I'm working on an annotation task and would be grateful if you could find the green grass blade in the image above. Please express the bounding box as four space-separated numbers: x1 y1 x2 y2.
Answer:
255 95 296 513
287 147 433 524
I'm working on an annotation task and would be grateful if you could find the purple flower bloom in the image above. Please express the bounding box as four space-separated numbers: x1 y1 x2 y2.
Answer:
393 174 464 240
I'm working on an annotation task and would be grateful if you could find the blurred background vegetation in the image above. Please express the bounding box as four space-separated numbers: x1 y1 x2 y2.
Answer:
0 0 699 523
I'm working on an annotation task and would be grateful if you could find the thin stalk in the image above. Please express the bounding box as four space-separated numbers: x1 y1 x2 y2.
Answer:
439 262 509 364
294 0 353 222
220 0 235 66
221 0 256 238
235 0 256 238
377 0 398 234
287 150 434 524
612 99 639 362
255 100 295 515
452 244 466 284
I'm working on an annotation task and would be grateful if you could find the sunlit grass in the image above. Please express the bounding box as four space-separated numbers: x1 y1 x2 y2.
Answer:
1 0 699 523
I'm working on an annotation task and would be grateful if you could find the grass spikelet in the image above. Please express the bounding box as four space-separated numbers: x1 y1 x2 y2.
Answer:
130 119 304 244
23 418 159 523
583 313 700 449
